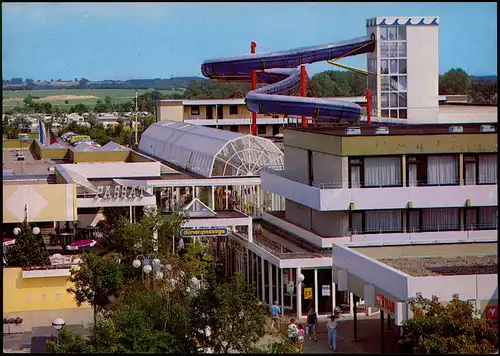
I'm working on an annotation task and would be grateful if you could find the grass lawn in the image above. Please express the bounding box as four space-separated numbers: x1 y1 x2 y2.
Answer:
2 88 184 109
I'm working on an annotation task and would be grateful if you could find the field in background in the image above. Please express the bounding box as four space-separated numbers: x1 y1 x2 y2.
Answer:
2 88 184 109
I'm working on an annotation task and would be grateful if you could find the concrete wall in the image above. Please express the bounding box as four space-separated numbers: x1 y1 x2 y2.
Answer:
284 145 308 181
407 25 439 123
438 106 498 123
127 151 156 162
3 267 90 314
284 129 343 156
157 101 184 121
64 162 161 178
311 210 349 237
342 133 497 156
311 152 345 187
70 150 130 163
285 199 311 230
3 139 35 149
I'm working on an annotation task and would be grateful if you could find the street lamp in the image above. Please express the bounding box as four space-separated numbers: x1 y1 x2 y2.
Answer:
52 318 66 344
13 225 41 235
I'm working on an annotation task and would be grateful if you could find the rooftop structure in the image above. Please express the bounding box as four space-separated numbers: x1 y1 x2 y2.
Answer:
139 120 284 178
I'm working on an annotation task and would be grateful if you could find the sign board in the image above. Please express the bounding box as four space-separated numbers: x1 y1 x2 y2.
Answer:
180 227 229 238
95 185 146 199
486 305 498 320
376 291 396 314
304 288 313 300
286 282 294 295
321 285 330 297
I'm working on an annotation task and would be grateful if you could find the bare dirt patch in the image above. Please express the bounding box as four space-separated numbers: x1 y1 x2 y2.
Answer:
36 95 99 101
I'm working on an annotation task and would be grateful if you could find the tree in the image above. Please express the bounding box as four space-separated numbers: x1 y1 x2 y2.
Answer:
66 252 125 325
46 328 92 353
193 273 267 353
439 68 472 96
104 96 112 106
6 221 50 268
78 78 90 87
69 103 88 115
398 293 498 354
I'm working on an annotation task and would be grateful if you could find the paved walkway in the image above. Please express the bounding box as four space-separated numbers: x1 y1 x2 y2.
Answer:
259 314 400 354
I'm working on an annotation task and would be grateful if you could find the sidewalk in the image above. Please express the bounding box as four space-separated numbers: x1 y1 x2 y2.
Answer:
259 314 399 354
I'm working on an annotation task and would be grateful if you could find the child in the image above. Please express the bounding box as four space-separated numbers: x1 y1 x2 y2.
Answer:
297 324 305 352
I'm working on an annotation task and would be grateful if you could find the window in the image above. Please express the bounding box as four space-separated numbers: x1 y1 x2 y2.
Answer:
464 155 477 185
478 207 497 229
381 93 389 107
407 155 428 186
230 125 238 132
408 210 420 232
388 27 397 40
258 125 267 135
398 59 407 74
389 42 398 57
398 42 407 57
381 109 389 118
397 26 407 40
398 76 408 91
422 208 460 232
191 106 200 115
389 93 398 107
390 60 398 74
427 155 459 185
380 42 389 57
364 156 402 187
350 212 363 234
381 76 390 91
380 60 389 74
380 27 388 41
365 210 402 233
229 105 239 115
478 154 497 184
398 109 407 119
398 93 407 107
349 158 363 188
465 208 477 230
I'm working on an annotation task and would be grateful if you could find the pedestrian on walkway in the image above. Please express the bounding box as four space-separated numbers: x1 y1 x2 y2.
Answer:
296 324 305 352
270 301 281 333
287 318 298 343
326 315 338 352
306 307 318 342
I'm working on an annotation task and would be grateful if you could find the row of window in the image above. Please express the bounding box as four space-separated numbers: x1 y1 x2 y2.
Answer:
380 42 407 58
350 207 497 234
190 105 239 116
348 154 498 188
380 26 407 41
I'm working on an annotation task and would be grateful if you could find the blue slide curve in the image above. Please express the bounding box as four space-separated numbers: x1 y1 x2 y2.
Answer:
202 36 376 122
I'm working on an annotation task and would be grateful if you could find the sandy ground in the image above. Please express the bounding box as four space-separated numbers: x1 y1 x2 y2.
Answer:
36 95 99 101
3 95 98 102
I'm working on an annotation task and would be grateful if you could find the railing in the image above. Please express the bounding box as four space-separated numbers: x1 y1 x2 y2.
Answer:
351 223 498 235
261 166 498 189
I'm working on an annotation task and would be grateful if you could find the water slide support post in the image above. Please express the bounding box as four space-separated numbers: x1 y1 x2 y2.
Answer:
366 88 372 126
300 65 307 128
251 41 257 136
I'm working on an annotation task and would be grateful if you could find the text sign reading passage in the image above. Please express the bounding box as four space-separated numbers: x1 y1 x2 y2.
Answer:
180 227 229 238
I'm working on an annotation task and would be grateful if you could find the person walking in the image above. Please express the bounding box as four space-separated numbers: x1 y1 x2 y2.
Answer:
270 301 281 333
326 315 338 352
306 307 318 342
296 324 305 353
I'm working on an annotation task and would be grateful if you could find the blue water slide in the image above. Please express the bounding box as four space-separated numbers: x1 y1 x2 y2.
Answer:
201 36 376 122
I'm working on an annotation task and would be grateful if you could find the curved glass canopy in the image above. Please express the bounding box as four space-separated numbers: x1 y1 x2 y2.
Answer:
139 121 283 178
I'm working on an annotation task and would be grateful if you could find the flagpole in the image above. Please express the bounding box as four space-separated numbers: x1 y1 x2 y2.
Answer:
135 90 138 146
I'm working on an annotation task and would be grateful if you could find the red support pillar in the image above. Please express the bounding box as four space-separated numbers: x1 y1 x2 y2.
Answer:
366 89 372 127
251 41 257 136
300 65 307 128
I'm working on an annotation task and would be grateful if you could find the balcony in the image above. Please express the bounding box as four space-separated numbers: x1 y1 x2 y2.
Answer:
261 166 497 211
263 211 498 248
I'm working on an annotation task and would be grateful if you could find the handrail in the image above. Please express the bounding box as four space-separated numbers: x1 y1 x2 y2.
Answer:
261 166 498 189
351 223 498 235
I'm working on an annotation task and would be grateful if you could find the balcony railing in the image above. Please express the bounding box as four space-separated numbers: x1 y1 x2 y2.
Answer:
262 166 498 189
351 223 498 235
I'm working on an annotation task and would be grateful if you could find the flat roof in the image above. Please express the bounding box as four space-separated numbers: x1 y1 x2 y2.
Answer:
2 148 56 174
290 122 497 137
379 255 497 277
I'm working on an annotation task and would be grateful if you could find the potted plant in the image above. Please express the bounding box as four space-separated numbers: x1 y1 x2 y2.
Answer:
3 317 23 334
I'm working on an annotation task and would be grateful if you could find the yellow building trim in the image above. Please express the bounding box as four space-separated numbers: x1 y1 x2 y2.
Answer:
401 154 406 187
459 153 464 185
3 267 90 313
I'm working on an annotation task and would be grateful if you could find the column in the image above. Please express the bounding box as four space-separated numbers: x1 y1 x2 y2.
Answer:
296 267 302 319
210 185 215 210
129 206 133 223
261 257 265 303
380 310 385 353
280 268 285 316
191 186 195 199
401 154 406 187
459 153 464 185
175 187 180 208
246 249 250 281
248 218 253 243
256 186 261 216
195 186 200 199
332 282 337 314
268 263 273 305
225 185 229 210
353 294 358 341
275 264 280 305
349 292 354 316
314 268 319 314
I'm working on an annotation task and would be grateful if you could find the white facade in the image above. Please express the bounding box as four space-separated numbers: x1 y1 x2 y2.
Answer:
366 16 440 123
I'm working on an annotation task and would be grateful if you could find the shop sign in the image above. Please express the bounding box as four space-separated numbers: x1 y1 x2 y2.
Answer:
321 285 330 297
95 185 146 199
304 288 313 300
486 305 498 320
179 227 229 238
376 291 395 314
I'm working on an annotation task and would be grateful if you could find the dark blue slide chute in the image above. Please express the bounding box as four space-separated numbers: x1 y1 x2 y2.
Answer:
202 36 376 122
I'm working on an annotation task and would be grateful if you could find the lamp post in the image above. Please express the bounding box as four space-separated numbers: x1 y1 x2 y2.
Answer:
52 318 66 344
13 225 41 236
132 254 173 284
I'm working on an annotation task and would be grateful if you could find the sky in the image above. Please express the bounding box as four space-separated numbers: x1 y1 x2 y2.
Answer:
2 2 497 81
